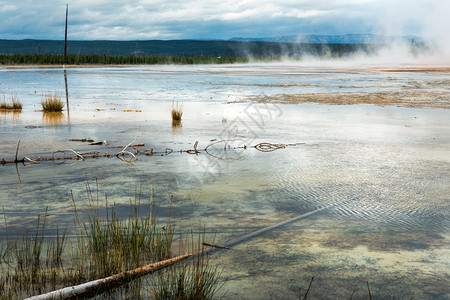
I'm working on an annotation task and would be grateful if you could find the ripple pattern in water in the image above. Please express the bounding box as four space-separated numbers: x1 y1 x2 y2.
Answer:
274 143 450 232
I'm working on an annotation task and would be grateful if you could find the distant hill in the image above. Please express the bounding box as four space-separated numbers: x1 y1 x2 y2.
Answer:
0 39 380 57
229 34 422 44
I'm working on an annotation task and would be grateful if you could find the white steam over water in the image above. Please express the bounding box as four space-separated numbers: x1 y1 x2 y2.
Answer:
374 0 450 63
280 0 450 65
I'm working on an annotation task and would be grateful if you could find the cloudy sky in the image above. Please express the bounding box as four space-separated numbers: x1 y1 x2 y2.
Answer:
0 0 447 41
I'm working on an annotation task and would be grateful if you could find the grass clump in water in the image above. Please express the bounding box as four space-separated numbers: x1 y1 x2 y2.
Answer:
0 180 223 299
75 181 174 278
171 102 183 121
40 91 64 112
0 94 22 110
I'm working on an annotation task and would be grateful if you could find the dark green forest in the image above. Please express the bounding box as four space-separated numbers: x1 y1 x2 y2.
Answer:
0 53 251 65
0 39 380 65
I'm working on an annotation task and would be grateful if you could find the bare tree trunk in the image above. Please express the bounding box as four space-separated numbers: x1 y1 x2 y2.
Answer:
64 4 68 66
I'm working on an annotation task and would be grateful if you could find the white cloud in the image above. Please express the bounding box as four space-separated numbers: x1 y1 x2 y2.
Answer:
0 3 16 13
273 9 329 19
0 0 445 44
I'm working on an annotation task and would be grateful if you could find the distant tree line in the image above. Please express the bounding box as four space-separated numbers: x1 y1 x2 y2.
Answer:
0 50 370 65
0 39 390 65
0 39 430 65
0 54 253 65
0 39 381 64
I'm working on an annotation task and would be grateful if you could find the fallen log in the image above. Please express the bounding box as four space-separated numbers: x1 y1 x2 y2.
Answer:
25 251 203 300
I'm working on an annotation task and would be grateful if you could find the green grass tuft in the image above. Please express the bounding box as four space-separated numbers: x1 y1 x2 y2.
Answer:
41 91 64 112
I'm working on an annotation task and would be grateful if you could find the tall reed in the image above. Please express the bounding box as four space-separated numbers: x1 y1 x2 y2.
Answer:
148 230 223 299
76 181 173 278
0 180 222 299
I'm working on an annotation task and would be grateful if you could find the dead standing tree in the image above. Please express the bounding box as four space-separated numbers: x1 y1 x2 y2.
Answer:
64 4 68 66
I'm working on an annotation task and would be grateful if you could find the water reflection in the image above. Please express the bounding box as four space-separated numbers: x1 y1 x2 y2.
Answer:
42 111 64 125
64 68 70 119
0 110 21 121
171 119 182 134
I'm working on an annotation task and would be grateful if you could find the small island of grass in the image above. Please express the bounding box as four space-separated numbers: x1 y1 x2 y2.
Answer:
41 91 64 112
0 95 22 111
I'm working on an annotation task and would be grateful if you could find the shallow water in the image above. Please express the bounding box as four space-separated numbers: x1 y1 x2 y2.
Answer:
0 64 449 299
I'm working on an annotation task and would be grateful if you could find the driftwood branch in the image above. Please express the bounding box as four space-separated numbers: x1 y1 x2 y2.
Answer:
186 140 200 155
25 250 203 300
121 135 137 153
367 281 372 300
52 149 84 161
302 277 314 300
23 156 39 164
115 136 138 162
1 140 305 165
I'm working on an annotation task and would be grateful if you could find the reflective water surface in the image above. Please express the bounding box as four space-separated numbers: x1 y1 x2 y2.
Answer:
0 64 449 299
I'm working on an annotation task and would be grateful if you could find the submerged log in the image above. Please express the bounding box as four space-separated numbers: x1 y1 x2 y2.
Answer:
69 138 94 143
221 199 349 249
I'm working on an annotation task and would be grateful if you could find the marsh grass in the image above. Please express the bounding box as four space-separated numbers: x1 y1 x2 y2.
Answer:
0 180 222 299
0 95 22 110
171 102 183 121
40 91 64 112
75 180 174 278
148 231 223 299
